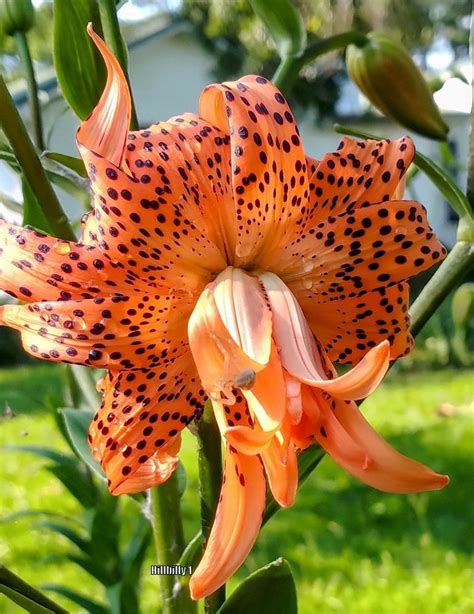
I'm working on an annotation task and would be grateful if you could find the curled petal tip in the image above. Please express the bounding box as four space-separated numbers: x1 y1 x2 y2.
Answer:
434 473 450 490
76 22 131 167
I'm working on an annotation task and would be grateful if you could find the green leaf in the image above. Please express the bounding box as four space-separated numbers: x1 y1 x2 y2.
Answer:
47 463 98 509
0 565 67 614
177 530 202 587
53 0 106 119
22 177 55 234
249 0 306 58
35 521 89 552
119 518 151 614
218 558 297 614
334 123 472 221
42 584 108 614
0 139 90 210
66 365 101 411
88 491 120 566
44 152 87 177
59 408 104 479
0 509 81 526
42 158 91 211
66 553 116 586
3 445 76 466
0 584 56 614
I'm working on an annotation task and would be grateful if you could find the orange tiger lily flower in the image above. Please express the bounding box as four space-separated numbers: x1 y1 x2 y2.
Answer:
0 26 449 600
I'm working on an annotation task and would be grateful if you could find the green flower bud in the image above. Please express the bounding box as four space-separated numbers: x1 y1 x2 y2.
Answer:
0 0 35 36
346 33 449 141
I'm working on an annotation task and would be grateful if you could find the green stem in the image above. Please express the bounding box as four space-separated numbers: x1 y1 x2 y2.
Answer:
196 401 225 613
272 54 301 94
301 31 368 64
151 476 195 614
410 240 474 337
0 564 68 613
273 31 368 95
14 31 45 150
0 74 75 240
97 0 139 130
467 15 474 211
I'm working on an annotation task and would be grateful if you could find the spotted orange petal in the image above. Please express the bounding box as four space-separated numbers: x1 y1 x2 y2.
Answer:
302 282 413 364
199 76 309 266
0 221 143 302
77 29 226 293
89 356 205 494
123 113 236 261
277 200 446 299
0 291 193 368
301 136 415 229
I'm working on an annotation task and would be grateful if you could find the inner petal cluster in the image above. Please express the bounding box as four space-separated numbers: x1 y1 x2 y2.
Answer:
188 266 390 466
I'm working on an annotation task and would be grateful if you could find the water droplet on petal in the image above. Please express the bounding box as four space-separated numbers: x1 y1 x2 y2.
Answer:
73 317 87 331
53 242 71 255
302 258 314 274
302 278 313 290
96 377 105 393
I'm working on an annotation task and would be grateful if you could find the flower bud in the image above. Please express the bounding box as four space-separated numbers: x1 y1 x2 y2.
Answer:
0 0 35 36
346 33 449 141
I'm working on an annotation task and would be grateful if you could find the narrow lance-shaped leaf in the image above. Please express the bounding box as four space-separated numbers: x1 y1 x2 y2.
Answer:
44 152 87 177
217 558 297 614
41 584 108 614
53 0 106 119
59 408 104 479
248 0 306 59
0 565 68 614
22 177 55 234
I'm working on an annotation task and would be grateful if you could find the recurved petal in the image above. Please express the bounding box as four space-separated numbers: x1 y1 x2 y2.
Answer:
302 136 415 230
111 437 181 496
76 25 130 167
278 200 446 298
241 342 286 431
310 340 390 401
0 292 193 368
188 268 273 402
212 267 272 366
199 75 309 266
304 387 449 493
212 394 275 456
89 356 205 495
0 221 139 302
260 271 329 381
261 423 298 507
301 282 413 364
189 445 266 600
78 33 225 292
261 272 389 400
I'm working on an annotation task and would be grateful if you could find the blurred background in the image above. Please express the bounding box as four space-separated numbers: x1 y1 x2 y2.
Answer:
0 1 473 613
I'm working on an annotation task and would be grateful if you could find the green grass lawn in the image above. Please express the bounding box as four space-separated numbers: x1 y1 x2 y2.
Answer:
0 364 473 613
